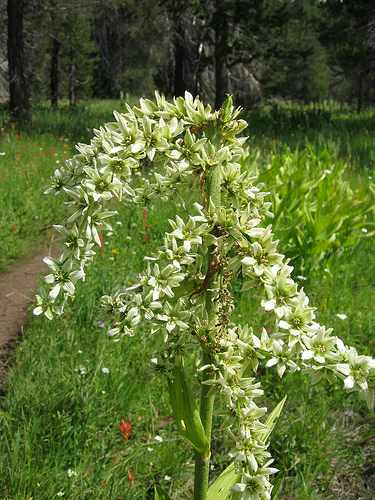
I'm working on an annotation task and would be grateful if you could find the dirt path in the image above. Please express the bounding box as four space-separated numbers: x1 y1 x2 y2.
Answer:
0 246 58 377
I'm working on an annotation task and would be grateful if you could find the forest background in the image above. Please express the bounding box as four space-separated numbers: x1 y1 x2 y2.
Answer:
2 0 375 119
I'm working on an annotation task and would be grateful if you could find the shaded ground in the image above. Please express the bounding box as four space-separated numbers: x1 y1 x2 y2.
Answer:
0 246 58 383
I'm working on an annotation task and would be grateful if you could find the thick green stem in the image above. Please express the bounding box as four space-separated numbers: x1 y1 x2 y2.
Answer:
194 121 222 500
194 350 215 500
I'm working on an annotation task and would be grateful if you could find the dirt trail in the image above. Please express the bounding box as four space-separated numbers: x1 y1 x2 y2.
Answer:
0 246 58 376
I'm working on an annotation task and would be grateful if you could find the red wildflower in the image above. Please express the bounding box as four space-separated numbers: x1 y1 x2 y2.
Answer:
127 471 134 486
142 209 147 222
102 482 107 487
143 234 148 240
145 224 150 233
119 420 132 440
99 235 104 252
12 226 17 230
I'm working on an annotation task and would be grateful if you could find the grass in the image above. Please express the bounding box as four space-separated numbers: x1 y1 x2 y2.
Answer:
0 100 374 499
0 99 137 272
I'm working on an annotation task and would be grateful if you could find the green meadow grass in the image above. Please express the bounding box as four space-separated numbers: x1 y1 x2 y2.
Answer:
0 100 134 271
0 101 374 499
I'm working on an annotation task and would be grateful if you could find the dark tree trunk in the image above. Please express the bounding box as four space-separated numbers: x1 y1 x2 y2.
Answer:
173 19 186 97
356 68 364 114
214 45 228 111
50 10 61 108
213 2 228 110
7 0 30 122
50 36 61 107
69 60 75 106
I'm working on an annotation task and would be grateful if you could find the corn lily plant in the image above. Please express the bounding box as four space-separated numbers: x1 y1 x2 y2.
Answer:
34 92 375 500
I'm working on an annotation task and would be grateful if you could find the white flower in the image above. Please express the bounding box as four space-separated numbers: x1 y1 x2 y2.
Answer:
361 228 368 233
337 314 347 320
75 365 86 376
67 469 77 477
102 367 109 374
154 435 163 442
0 152 5 155
57 493 64 497
164 475 171 481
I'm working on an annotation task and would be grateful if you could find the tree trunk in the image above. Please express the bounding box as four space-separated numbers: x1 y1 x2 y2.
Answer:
50 9 61 108
69 60 75 106
213 2 228 111
356 68 364 114
50 37 61 107
7 0 30 122
214 45 228 111
173 20 186 98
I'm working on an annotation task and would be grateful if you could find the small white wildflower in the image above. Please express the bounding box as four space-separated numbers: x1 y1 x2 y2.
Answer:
67 469 77 477
337 314 348 320
106 231 113 236
75 365 86 375
324 169 332 174
296 275 307 280
154 435 163 442
148 447 154 452
126 236 132 240
0 152 5 156
57 493 64 497
164 475 171 481
116 221 123 225
56 160 60 163
102 367 109 374
77 350 83 354
361 228 368 233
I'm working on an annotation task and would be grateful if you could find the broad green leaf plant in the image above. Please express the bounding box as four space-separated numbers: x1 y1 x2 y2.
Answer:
34 92 375 500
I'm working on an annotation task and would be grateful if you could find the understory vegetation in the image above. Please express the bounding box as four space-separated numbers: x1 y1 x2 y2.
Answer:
0 99 374 499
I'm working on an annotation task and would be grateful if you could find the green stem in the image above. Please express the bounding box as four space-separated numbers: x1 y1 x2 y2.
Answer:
194 351 215 500
194 121 222 500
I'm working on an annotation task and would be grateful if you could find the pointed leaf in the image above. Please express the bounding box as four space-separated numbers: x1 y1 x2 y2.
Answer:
260 396 287 444
168 363 209 456
154 485 172 500
207 462 241 500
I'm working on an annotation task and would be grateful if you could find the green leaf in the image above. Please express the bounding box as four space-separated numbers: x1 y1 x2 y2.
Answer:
271 469 287 499
206 462 241 500
260 396 287 444
154 485 172 500
167 363 209 456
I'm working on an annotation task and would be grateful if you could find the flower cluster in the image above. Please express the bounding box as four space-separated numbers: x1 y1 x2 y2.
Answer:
35 92 375 499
